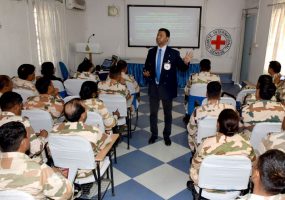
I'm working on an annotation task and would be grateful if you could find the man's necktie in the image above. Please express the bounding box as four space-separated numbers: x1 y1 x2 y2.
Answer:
156 49 162 83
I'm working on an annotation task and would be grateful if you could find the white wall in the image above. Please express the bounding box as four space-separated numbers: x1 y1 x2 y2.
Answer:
84 0 246 74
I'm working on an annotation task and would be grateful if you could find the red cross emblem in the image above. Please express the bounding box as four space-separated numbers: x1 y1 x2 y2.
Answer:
211 35 226 50
205 29 232 56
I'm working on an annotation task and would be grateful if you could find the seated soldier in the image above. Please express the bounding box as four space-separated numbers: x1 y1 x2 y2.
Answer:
237 149 285 200
188 109 256 191
0 92 48 163
0 121 73 199
73 57 100 81
187 81 235 152
183 59 220 123
12 64 38 94
24 77 64 121
242 81 285 138
0 75 13 97
80 81 119 134
41 61 63 82
268 60 282 87
52 98 111 179
98 65 132 107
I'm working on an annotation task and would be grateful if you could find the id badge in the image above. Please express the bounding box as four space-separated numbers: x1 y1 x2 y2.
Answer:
164 63 171 70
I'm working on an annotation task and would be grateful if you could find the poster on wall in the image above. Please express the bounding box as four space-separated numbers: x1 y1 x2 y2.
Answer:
202 27 238 58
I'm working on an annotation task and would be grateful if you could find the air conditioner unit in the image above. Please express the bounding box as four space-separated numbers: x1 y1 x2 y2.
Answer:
66 0 86 10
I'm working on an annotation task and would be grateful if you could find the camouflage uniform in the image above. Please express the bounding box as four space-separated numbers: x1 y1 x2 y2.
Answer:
98 79 132 107
241 100 285 138
244 93 277 106
184 72 220 95
237 194 285 200
0 152 73 200
259 132 285 154
121 72 140 93
190 132 256 185
12 77 38 94
73 72 100 82
83 98 118 132
0 112 46 162
52 121 111 179
275 80 285 103
187 102 235 151
24 94 64 120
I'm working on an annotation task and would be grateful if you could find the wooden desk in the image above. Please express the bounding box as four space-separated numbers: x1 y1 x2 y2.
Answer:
243 81 256 88
96 134 119 161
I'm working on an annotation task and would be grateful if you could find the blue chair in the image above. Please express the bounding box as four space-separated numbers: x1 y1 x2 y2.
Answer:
59 62 69 81
187 83 207 115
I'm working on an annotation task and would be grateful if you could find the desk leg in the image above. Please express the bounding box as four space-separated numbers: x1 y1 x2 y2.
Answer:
109 154 115 196
96 161 101 200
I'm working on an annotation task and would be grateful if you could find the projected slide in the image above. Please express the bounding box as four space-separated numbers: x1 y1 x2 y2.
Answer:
127 5 201 48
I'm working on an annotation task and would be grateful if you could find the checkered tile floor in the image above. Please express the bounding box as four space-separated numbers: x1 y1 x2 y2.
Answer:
102 88 193 200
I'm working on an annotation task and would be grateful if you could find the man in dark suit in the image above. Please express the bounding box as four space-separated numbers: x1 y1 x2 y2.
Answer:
143 28 192 146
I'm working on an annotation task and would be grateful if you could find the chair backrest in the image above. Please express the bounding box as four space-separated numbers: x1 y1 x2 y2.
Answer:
189 83 207 97
64 79 87 96
199 155 251 190
22 109 53 132
86 111 105 133
98 94 127 117
63 95 80 103
250 122 282 152
48 134 96 182
126 82 136 95
236 89 256 104
59 61 69 81
52 80 67 98
197 116 217 144
202 97 236 108
13 89 35 103
0 190 35 200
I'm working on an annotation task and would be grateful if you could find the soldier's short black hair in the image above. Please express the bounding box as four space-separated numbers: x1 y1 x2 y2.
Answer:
41 62 55 77
257 149 285 194
77 58 93 73
218 109 239 137
0 121 27 152
269 61 281 73
117 60 128 72
0 75 11 91
64 98 85 122
80 81 98 100
200 59 211 71
35 77 51 94
259 82 276 100
207 81 221 99
109 64 121 79
0 91 23 111
158 28 170 37
18 64 35 80
257 75 273 89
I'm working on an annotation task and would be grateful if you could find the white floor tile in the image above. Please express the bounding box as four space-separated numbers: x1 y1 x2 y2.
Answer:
112 168 131 187
116 142 136 157
134 164 188 199
143 123 185 137
140 140 189 163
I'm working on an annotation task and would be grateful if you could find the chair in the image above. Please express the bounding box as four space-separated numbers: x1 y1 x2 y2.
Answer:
22 109 53 133
59 61 69 81
126 82 139 131
195 155 252 200
187 83 207 115
64 79 88 96
250 122 282 153
236 89 256 110
202 97 236 107
48 134 115 200
99 94 131 149
196 116 217 144
63 95 80 103
13 89 35 103
52 80 67 98
86 111 105 133
0 190 35 200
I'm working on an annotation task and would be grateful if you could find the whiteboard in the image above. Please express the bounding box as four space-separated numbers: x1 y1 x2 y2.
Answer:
127 5 202 48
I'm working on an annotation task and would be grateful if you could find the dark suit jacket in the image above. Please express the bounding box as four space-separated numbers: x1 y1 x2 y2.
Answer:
144 46 189 100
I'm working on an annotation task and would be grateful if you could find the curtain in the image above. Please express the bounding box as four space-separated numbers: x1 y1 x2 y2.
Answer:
33 0 67 74
264 1 285 74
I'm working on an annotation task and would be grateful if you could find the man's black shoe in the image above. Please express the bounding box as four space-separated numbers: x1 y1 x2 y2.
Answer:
164 137 171 146
186 180 194 191
148 136 157 144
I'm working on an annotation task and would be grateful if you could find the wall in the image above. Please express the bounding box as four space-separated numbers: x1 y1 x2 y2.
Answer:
84 0 246 74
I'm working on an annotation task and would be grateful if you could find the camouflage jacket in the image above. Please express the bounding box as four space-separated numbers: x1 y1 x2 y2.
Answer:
184 71 220 95
0 152 73 200
187 102 235 151
190 132 256 185
259 132 285 154
237 193 285 200
12 77 38 94
121 72 140 93
24 94 64 119
83 98 118 132
73 72 100 82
